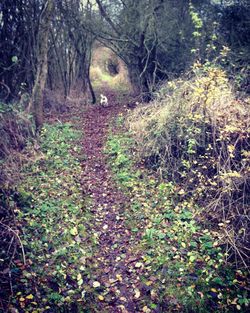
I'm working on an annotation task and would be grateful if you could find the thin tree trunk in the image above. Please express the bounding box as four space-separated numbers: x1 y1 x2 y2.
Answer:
29 0 54 131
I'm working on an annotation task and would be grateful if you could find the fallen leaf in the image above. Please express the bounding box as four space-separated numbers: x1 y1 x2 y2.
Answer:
145 281 152 286
98 295 104 301
78 279 83 286
77 273 82 281
150 289 157 300
93 281 101 288
116 274 123 282
134 288 140 299
135 262 143 268
26 294 34 300
70 227 78 236
120 297 126 302
143 306 151 313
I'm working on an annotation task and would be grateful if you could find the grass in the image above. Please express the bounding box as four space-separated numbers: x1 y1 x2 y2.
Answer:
10 123 97 312
105 117 250 312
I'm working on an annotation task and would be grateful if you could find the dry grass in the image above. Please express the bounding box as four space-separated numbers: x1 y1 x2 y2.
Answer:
128 66 250 269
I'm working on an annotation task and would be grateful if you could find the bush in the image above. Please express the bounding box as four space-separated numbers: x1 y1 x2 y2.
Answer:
128 64 250 269
0 101 34 160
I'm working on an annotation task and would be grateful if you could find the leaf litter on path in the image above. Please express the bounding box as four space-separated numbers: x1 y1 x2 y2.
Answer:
80 96 147 312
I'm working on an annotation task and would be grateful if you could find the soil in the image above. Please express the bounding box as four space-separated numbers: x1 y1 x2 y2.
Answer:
80 92 145 312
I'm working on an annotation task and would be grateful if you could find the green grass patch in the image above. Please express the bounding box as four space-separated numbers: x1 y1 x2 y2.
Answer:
105 119 249 312
12 123 96 312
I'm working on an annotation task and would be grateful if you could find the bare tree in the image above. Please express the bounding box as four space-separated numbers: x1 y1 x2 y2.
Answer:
29 0 54 130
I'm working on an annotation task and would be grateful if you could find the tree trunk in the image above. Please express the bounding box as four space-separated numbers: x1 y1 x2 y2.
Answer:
128 59 151 101
29 0 54 131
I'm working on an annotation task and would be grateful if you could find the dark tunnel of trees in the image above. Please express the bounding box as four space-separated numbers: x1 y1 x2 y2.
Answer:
0 1 249 108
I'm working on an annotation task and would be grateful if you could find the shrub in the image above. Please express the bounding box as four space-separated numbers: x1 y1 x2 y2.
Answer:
128 64 250 269
0 101 34 161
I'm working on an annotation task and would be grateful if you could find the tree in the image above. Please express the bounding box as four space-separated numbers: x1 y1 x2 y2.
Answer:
58 0 97 103
29 0 54 130
94 0 194 99
0 0 40 101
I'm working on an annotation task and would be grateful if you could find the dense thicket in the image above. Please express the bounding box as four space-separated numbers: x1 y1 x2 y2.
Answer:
0 0 249 105
92 0 250 96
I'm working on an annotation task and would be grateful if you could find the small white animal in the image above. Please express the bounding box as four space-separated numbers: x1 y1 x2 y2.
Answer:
100 94 109 107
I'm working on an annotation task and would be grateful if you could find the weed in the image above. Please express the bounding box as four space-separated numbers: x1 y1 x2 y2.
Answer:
105 121 249 312
11 123 96 312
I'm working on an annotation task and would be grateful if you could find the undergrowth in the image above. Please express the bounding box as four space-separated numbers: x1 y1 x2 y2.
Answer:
105 123 249 312
128 63 250 270
7 123 96 312
0 101 34 162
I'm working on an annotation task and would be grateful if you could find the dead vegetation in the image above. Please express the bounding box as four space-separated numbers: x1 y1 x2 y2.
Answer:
128 64 250 269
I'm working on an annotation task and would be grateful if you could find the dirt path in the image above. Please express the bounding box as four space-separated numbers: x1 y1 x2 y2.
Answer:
80 97 146 312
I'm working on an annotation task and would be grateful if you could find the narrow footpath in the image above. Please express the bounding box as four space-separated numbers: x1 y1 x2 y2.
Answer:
80 97 145 312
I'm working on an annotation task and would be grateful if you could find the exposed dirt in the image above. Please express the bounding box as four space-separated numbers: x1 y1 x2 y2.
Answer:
80 92 146 312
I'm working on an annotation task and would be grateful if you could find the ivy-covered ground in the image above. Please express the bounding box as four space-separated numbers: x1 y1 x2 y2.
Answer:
8 94 249 312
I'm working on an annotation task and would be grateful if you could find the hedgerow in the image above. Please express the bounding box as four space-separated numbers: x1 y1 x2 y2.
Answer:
128 63 250 270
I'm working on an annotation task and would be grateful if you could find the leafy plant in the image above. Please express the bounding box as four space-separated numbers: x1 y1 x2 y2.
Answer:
12 122 96 312
105 119 249 312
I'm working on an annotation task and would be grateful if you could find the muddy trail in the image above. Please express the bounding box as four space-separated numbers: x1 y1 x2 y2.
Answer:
80 96 146 312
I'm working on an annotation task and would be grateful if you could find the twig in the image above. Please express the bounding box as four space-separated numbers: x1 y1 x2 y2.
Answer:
0 222 26 265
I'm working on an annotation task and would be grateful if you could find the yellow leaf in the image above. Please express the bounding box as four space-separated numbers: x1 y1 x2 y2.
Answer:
211 288 217 293
134 288 140 299
135 262 143 268
145 281 152 286
116 274 122 282
98 295 104 301
178 189 185 195
19 297 25 302
70 227 78 236
26 294 34 300
77 273 82 281
181 242 186 248
143 306 151 313
93 281 101 288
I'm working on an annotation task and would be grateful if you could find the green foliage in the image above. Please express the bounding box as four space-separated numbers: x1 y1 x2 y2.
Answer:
105 133 136 187
105 117 250 312
12 123 96 311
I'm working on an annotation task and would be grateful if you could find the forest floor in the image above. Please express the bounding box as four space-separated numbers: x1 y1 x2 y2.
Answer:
6 89 249 313
79 92 148 312
8 91 158 313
